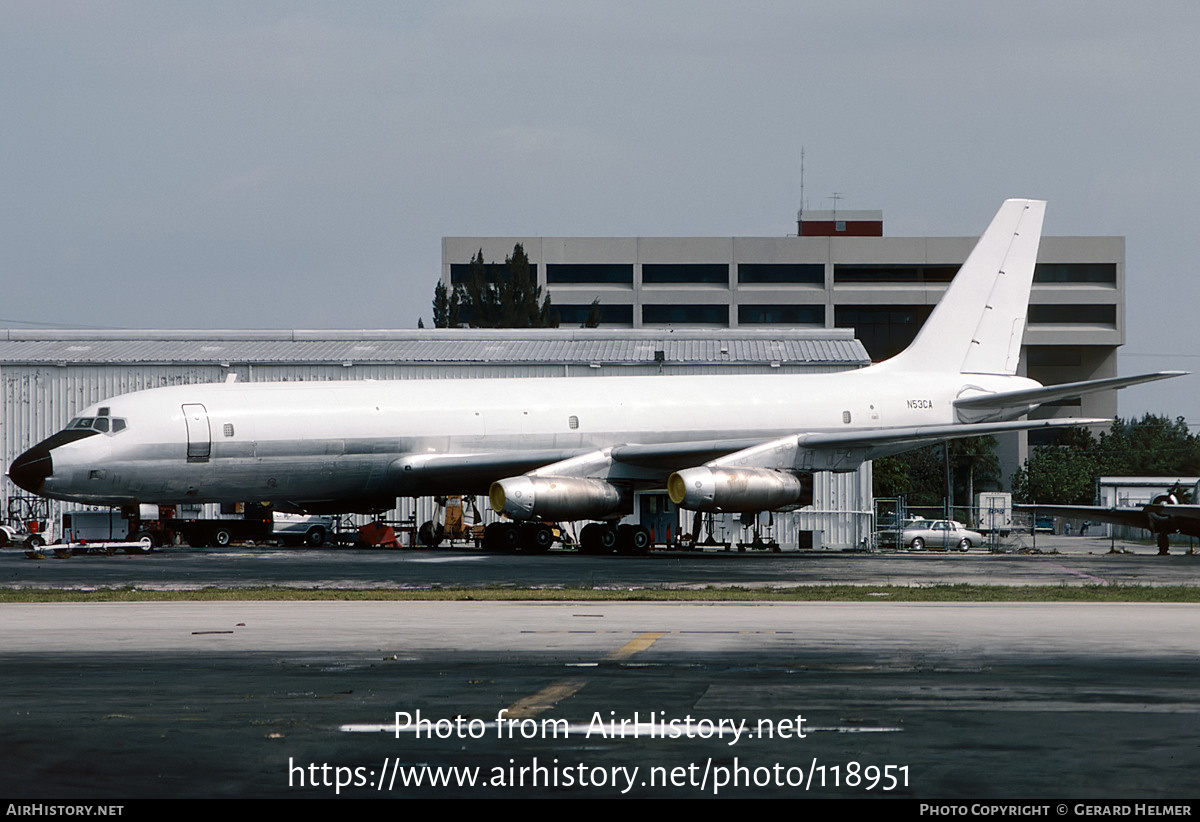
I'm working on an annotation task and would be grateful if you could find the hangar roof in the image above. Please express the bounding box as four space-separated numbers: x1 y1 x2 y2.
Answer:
0 328 870 367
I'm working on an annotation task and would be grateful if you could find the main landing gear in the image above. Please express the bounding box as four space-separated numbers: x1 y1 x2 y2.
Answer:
478 521 652 555
579 522 651 555
481 521 556 554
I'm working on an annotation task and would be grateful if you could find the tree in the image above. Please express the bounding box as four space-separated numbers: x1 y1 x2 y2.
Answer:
872 446 953 507
950 436 1001 521
448 244 558 328
874 436 1001 518
1099 414 1200 476
1011 427 1102 504
431 280 459 328
1011 415 1200 505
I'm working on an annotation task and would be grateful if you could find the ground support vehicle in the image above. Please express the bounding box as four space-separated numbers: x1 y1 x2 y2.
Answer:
2 496 50 548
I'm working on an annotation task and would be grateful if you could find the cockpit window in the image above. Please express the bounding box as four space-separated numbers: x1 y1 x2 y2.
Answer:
69 416 127 434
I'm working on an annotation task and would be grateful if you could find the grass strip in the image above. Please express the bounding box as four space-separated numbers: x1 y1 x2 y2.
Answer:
2 584 1200 603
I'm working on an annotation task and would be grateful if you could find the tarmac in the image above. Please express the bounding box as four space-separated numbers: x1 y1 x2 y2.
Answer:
2 536 1199 799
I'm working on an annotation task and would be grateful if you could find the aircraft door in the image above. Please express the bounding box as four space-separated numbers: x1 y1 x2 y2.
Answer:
182 403 211 462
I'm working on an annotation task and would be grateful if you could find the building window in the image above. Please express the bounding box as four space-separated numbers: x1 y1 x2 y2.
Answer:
738 304 825 325
642 304 729 324
737 263 824 284
834 264 958 283
642 264 729 285
834 305 934 361
1026 347 1083 367
546 264 633 284
449 261 514 284
1027 305 1116 325
554 304 634 325
1033 263 1117 284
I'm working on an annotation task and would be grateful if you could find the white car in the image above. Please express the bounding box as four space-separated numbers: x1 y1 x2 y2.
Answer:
273 513 335 547
901 519 983 551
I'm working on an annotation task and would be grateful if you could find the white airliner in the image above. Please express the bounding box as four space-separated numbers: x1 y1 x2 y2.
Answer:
7 199 1183 553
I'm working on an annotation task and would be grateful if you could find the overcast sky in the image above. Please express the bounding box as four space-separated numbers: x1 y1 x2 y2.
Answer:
2 1 1196 425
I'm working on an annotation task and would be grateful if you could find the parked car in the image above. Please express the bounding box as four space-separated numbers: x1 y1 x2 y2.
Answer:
273 513 335 547
901 519 984 551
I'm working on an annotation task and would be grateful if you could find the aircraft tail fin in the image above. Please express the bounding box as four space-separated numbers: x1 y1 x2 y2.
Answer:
881 198 1045 376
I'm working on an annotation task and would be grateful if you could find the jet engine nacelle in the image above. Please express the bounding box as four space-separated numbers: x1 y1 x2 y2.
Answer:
667 467 813 513
490 475 624 521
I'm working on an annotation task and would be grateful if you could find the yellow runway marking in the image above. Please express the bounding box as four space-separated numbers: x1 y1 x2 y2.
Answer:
503 679 589 719
501 632 667 718
605 631 667 661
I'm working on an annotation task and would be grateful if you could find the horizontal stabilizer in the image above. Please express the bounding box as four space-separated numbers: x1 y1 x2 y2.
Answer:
955 372 1187 416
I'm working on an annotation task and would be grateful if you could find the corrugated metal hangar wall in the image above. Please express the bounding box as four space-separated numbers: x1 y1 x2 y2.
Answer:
0 328 874 549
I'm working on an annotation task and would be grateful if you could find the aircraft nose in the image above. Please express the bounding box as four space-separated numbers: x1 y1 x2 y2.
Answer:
9 445 52 494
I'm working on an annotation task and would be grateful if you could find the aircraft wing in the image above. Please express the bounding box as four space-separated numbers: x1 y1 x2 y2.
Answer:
396 418 1101 496
410 417 1109 523
1016 503 1200 530
1015 504 1154 530
390 438 774 496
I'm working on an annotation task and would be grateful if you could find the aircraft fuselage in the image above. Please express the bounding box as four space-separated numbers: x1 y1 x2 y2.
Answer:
10 366 1037 511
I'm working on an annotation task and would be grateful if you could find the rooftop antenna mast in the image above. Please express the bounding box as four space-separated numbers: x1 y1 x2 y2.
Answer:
795 147 807 236
798 147 806 220
829 191 843 221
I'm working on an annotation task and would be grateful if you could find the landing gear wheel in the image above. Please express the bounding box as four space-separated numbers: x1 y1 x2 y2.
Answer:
418 520 443 548
483 523 505 552
598 525 618 553
910 537 925 551
579 523 618 554
616 524 651 555
578 523 605 554
523 523 554 553
484 522 520 553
